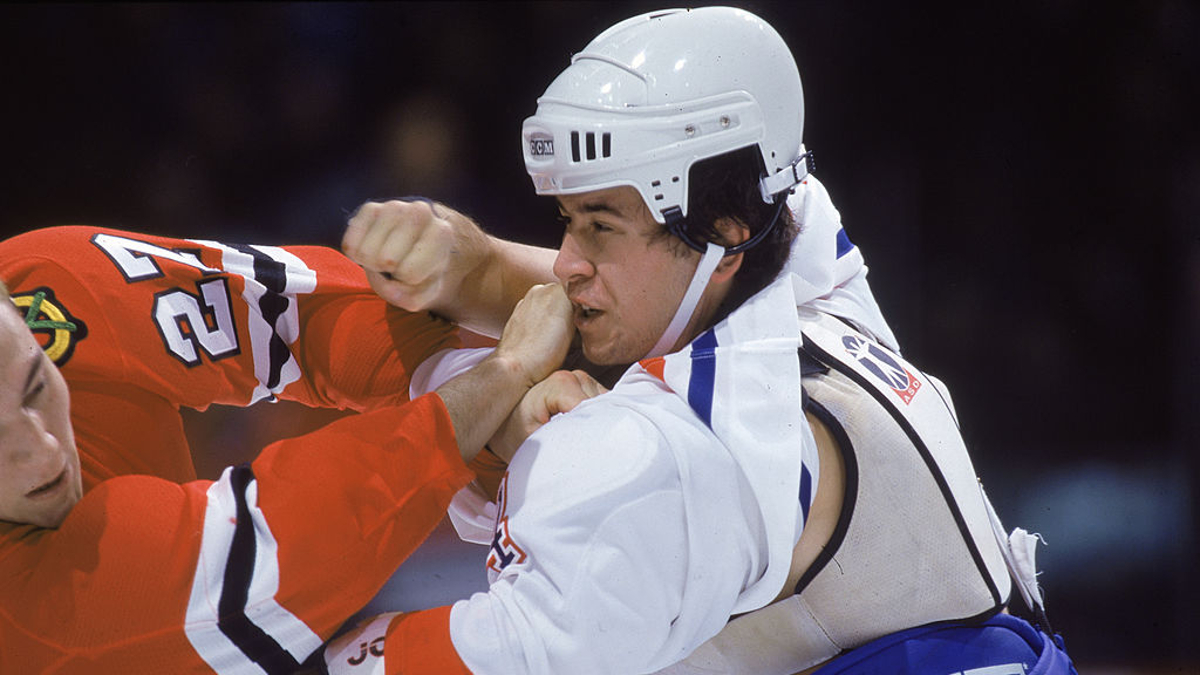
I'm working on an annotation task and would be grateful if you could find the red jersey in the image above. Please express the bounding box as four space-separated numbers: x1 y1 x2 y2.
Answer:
0 226 474 673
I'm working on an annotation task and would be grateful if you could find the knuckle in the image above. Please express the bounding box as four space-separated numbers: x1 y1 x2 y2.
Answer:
353 201 382 221
376 200 416 222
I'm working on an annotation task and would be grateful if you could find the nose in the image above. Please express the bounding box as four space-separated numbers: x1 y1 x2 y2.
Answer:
553 232 593 284
8 411 59 465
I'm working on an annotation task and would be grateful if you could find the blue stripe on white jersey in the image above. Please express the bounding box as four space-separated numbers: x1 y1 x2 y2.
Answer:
686 329 719 428
683 326 817 526
835 227 855 259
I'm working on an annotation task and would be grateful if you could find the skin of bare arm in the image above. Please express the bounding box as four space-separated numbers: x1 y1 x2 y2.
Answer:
433 283 575 462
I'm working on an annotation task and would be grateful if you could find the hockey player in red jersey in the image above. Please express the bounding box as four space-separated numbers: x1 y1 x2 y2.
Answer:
0 222 589 674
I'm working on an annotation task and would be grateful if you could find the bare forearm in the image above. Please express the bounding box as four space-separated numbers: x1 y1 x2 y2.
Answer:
434 282 574 462
434 354 533 463
447 239 557 338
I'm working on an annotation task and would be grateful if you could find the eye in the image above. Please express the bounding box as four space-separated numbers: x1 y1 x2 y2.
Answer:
591 220 614 234
555 212 571 227
23 380 46 408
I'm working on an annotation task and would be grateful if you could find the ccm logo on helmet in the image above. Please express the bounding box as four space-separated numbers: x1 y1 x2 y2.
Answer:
529 137 555 157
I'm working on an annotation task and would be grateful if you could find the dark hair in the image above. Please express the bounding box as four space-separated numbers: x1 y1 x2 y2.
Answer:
663 145 799 324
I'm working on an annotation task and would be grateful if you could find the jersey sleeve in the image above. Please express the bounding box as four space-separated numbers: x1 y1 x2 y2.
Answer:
0 226 461 413
0 393 473 674
444 414 694 675
0 225 462 488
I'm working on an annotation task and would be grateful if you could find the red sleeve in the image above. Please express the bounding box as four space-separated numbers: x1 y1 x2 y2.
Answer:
254 396 471 635
0 226 462 484
0 226 460 411
0 393 472 673
384 607 472 675
287 279 463 411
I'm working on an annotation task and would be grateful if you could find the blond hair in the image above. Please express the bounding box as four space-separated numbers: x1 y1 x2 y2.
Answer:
0 279 8 300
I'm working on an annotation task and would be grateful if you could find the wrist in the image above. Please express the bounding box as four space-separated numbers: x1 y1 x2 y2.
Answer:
481 350 537 391
436 351 535 464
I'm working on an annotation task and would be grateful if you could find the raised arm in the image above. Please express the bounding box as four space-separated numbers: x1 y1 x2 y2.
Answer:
0 225 482 487
342 199 558 338
0 225 467 413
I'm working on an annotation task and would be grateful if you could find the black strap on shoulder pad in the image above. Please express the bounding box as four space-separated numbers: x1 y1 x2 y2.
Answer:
798 345 829 378
798 345 829 412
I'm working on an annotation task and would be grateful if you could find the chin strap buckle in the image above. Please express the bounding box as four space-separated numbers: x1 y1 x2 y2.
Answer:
759 147 815 202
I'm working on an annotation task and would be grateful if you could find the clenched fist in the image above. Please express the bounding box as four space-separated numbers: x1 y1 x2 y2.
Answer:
493 283 576 388
342 199 491 314
488 369 608 462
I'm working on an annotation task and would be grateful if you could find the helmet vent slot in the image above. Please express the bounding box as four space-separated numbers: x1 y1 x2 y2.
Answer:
569 131 612 163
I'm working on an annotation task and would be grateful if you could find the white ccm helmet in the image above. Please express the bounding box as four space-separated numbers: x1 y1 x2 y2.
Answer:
522 6 812 240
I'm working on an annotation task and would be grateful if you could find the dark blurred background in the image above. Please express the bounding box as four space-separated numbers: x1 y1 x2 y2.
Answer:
1 2 1195 671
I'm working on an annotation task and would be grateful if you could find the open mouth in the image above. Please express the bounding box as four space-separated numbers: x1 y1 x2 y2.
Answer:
27 469 67 499
575 303 603 321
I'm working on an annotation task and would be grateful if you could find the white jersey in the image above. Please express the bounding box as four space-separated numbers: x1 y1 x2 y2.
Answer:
447 274 817 674
419 177 910 673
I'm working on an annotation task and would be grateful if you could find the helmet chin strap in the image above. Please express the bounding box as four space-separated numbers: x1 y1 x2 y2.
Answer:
644 242 725 359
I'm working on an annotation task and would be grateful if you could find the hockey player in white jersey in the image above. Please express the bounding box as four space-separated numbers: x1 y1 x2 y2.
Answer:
329 6 1076 674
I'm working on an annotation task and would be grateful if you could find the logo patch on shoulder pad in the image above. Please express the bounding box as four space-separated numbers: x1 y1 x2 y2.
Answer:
841 334 922 404
12 287 88 366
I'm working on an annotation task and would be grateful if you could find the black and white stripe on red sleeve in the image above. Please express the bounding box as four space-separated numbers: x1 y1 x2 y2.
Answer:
184 465 324 675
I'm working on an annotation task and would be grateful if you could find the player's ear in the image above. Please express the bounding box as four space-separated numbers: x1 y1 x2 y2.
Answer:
711 218 749 282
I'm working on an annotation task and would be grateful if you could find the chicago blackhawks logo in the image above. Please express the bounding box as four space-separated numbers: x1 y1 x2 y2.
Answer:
12 287 88 366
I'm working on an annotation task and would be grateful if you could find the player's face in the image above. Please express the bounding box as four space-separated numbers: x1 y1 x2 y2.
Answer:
0 300 81 529
553 186 700 365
